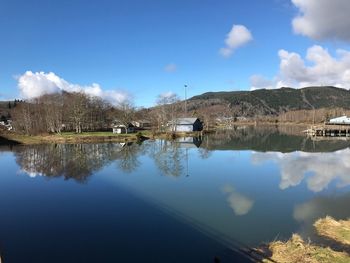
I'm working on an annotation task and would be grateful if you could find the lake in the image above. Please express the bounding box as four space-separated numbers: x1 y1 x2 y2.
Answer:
1 125 350 262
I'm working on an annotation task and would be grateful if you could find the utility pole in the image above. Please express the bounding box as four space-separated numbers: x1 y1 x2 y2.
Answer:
184 84 188 116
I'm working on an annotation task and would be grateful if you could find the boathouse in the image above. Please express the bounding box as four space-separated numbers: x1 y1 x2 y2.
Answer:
168 118 203 132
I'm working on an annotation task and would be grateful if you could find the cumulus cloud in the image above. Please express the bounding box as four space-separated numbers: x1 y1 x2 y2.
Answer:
250 45 350 90
252 148 350 192
222 184 254 216
220 24 253 57
250 75 275 90
164 63 177 73
292 0 350 41
17 71 129 105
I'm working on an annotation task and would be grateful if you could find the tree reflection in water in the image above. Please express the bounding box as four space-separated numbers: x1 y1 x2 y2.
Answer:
114 142 142 173
14 143 141 182
149 140 185 177
12 137 206 182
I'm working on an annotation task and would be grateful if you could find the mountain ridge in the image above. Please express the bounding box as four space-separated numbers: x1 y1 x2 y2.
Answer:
188 86 350 116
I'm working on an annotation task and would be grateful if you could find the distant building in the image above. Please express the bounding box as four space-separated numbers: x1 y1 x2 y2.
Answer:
131 120 151 129
112 123 135 134
328 116 350 125
168 118 203 132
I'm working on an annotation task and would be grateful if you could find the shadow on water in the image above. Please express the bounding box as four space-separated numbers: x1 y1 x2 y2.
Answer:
0 136 20 150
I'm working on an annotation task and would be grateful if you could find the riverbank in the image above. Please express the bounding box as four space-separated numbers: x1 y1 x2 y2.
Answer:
0 130 206 145
259 216 350 263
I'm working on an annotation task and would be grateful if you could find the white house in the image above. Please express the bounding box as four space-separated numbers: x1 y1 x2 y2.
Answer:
112 123 135 134
328 116 350 125
168 118 203 132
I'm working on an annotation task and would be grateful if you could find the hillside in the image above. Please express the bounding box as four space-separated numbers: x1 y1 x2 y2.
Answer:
189 86 350 116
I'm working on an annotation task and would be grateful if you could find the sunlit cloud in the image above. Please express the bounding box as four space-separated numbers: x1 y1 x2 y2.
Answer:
17 71 130 105
220 24 253 58
250 45 350 90
292 0 350 42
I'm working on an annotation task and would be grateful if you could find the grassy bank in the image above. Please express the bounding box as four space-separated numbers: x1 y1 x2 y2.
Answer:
0 130 205 145
260 216 350 263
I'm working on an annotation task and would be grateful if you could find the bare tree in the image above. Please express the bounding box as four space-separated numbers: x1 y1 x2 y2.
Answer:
154 93 180 132
115 99 135 134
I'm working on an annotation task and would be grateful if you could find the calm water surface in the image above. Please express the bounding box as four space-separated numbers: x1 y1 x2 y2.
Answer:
1 125 350 262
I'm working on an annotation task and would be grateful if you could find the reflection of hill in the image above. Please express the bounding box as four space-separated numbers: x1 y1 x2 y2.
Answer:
13 143 144 182
202 126 350 153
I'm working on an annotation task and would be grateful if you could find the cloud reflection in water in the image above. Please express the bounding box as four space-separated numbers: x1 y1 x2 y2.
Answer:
252 148 350 192
222 185 254 216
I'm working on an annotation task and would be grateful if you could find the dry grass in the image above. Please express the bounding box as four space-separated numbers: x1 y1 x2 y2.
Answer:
0 130 203 145
261 217 350 263
0 131 142 144
263 234 349 263
315 216 350 246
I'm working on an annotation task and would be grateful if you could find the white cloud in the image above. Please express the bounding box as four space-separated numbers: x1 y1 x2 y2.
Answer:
222 184 254 216
164 63 177 73
250 45 350 89
17 71 129 105
250 75 275 90
292 0 350 41
252 148 350 192
220 24 253 58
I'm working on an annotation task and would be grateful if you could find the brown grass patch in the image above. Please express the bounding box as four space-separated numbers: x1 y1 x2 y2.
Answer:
315 216 350 246
263 234 349 263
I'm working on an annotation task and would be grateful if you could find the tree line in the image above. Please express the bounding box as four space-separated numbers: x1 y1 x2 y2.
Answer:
10 91 188 135
12 92 122 135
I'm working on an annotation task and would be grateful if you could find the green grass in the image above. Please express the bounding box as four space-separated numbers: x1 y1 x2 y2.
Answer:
58 131 137 137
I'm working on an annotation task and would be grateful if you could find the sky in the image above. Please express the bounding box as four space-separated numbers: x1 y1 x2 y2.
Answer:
1 0 350 107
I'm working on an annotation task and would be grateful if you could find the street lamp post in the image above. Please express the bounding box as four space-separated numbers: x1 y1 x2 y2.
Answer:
184 84 188 116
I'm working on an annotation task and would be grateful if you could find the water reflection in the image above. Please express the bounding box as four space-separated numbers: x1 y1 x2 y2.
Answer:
14 143 142 182
222 185 254 216
1 127 350 256
202 125 350 152
252 149 350 192
12 139 203 181
149 140 185 177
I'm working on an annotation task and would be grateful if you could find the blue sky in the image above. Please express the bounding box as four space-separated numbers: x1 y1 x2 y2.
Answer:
1 0 350 106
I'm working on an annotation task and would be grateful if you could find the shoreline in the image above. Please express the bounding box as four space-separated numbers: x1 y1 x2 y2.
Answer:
0 130 207 145
259 216 350 263
0 121 319 145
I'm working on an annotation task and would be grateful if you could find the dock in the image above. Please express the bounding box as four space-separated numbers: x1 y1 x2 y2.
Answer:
305 124 350 137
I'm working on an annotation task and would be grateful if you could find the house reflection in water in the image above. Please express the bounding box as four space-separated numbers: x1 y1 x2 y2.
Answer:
177 137 202 177
177 136 202 148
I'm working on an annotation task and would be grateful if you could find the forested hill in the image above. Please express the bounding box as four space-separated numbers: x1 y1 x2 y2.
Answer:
189 86 350 116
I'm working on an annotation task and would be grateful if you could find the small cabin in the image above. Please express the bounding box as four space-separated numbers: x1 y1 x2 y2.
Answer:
328 116 350 125
112 123 135 134
168 118 203 132
131 120 151 129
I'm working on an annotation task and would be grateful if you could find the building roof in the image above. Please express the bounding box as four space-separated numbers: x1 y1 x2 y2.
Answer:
329 116 350 124
113 123 134 128
171 118 199 125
